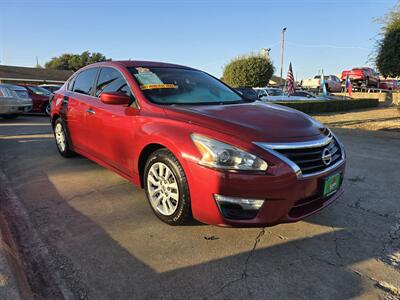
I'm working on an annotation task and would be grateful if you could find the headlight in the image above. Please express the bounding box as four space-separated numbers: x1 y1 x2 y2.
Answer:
191 134 268 171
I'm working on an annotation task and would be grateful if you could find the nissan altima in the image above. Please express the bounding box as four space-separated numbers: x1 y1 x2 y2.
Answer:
51 61 345 226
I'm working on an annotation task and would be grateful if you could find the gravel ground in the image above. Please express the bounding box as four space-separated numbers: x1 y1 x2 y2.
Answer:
314 106 400 132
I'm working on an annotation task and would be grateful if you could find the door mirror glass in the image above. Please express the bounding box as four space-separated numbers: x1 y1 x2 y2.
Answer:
100 92 130 105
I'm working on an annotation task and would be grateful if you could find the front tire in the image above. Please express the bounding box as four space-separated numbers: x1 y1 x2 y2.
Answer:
53 118 75 157
144 149 192 225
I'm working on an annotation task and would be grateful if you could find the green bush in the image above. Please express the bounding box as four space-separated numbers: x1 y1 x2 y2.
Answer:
222 54 274 88
274 99 379 114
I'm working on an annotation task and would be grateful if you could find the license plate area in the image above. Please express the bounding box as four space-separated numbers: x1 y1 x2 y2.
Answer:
323 173 341 197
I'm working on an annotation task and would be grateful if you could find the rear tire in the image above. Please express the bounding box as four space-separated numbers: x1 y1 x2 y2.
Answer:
44 102 51 116
53 118 75 157
144 149 192 225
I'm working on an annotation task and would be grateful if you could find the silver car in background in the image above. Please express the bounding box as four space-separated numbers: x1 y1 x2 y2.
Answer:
0 84 32 119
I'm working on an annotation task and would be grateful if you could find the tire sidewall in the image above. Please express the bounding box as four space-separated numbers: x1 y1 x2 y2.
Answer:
53 118 73 157
44 102 51 116
144 149 191 225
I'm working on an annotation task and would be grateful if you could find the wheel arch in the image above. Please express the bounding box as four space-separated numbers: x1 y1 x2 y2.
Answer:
137 143 168 188
51 113 60 128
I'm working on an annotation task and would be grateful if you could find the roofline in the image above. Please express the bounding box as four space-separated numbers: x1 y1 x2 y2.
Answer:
0 77 66 83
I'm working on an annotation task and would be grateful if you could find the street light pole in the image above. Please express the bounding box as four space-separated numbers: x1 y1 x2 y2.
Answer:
280 27 287 86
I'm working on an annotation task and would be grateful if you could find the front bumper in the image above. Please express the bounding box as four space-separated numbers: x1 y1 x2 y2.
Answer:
186 158 345 227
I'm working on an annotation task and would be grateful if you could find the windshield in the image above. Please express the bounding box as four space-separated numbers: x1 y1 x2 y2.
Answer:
267 89 284 96
128 67 245 105
28 86 52 96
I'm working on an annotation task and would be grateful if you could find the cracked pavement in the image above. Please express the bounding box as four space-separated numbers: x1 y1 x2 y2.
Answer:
0 115 400 299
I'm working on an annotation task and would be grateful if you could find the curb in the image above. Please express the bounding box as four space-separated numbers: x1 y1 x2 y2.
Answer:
0 213 33 300
0 171 75 299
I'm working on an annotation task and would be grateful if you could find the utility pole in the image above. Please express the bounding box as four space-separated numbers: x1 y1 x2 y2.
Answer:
280 27 287 86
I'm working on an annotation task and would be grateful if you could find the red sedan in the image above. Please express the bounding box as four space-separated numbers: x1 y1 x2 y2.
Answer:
51 61 346 227
20 85 53 115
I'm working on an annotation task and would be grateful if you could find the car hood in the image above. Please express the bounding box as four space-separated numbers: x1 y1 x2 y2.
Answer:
164 102 324 142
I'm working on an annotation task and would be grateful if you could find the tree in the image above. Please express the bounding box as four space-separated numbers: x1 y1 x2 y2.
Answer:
45 51 110 71
376 1 400 77
222 53 274 88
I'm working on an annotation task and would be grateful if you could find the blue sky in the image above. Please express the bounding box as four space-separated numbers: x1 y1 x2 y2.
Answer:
0 0 396 79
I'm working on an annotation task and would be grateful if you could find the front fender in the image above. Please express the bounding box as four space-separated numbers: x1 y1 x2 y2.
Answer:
133 117 201 185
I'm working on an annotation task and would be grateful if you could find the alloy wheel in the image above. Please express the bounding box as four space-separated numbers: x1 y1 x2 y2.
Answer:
54 123 66 152
147 162 179 216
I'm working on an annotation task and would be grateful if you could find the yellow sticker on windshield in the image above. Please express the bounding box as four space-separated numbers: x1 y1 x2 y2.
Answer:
140 84 178 90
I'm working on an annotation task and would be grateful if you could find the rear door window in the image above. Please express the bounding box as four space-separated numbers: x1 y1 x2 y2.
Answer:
73 68 98 95
95 67 132 97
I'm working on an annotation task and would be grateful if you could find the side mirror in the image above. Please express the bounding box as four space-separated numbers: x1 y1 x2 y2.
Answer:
100 92 130 105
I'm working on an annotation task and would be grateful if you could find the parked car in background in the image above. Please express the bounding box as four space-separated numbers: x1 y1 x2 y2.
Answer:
235 87 259 100
341 67 379 88
254 87 285 101
51 60 345 226
254 88 322 101
39 84 62 93
20 85 53 115
301 75 342 92
0 84 32 119
378 80 400 91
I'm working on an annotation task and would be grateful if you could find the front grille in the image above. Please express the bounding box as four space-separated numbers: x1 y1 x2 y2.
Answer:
275 136 342 176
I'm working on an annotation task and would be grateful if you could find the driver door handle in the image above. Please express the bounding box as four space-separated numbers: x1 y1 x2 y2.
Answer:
86 108 96 115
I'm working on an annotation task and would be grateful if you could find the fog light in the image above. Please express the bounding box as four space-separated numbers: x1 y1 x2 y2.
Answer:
214 194 264 210
214 194 264 220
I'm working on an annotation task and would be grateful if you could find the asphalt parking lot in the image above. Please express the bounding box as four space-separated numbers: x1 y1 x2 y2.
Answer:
1 115 400 299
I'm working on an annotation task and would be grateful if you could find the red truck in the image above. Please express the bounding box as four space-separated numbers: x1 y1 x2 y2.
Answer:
341 67 379 88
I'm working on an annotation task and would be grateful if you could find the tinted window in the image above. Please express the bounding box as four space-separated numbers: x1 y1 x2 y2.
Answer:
13 88 30 98
27 86 52 96
67 77 75 91
73 68 98 95
266 89 284 96
95 67 131 97
0 87 9 97
235 88 258 100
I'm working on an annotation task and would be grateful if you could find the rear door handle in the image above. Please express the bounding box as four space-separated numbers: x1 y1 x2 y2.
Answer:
86 108 96 115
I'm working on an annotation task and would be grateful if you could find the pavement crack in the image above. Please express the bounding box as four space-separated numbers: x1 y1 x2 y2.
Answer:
241 227 266 298
345 197 391 219
206 227 266 299
331 226 343 266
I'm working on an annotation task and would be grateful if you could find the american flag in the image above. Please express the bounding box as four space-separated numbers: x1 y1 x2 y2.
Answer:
287 62 295 96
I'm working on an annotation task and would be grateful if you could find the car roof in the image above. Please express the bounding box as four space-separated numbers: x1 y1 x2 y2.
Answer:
0 83 27 91
89 60 196 71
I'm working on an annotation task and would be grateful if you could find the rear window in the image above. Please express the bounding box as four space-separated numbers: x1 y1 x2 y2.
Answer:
14 89 30 98
73 68 98 95
0 87 10 97
27 86 52 96
267 89 284 96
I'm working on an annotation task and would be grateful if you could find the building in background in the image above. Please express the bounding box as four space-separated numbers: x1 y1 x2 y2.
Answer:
0 65 72 85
